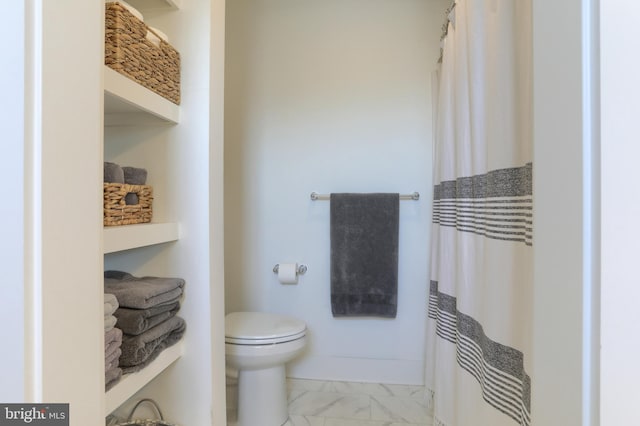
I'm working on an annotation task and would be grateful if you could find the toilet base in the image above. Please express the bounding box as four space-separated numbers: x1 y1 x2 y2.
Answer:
236 364 288 426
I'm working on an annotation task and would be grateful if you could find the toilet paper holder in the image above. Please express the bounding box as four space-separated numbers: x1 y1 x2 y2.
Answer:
273 264 308 275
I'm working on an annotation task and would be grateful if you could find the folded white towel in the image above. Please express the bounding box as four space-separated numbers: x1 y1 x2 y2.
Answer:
146 27 169 48
146 31 161 48
105 315 117 332
149 27 169 42
105 0 144 22
104 293 119 316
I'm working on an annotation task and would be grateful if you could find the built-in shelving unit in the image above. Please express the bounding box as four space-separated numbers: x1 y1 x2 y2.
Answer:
105 341 185 414
27 0 224 423
103 6 184 412
103 56 184 410
99 0 225 423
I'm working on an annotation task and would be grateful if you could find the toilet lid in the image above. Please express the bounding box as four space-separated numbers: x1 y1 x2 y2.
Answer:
225 312 306 345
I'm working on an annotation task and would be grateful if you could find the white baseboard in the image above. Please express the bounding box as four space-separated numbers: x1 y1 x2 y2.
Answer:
286 355 424 385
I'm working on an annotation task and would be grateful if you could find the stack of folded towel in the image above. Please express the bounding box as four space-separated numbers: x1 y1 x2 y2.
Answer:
104 271 186 374
103 162 148 205
104 293 123 390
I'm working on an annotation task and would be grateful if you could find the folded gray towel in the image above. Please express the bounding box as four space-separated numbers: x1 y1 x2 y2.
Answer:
120 316 186 373
105 338 122 362
104 271 185 309
105 326 123 346
123 166 147 184
125 194 139 205
105 347 121 371
104 293 119 316
330 193 399 318
114 302 180 336
104 162 124 183
123 166 147 205
105 367 122 391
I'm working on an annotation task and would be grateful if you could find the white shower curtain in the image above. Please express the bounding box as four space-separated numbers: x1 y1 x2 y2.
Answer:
426 1 533 426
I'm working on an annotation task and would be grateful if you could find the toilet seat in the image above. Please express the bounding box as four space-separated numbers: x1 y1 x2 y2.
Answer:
225 311 307 345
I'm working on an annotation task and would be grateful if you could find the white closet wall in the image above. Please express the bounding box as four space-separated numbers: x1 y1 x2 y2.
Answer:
35 1 105 422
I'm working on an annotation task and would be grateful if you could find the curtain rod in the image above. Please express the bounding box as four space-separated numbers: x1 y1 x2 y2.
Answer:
310 192 420 201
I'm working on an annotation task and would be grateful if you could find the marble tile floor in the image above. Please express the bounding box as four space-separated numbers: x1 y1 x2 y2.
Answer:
227 378 433 426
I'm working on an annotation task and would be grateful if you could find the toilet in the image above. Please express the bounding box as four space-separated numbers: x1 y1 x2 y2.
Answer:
225 311 307 426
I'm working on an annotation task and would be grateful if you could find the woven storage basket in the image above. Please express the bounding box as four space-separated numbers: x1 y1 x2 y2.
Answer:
113 399 179 426
105 2 181 104
104 183 153 226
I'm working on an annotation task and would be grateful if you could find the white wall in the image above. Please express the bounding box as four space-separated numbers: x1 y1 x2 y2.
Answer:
1 0 25 403
209 0 228 424
600 1 640 424
532 0 598 424
225 0 449 384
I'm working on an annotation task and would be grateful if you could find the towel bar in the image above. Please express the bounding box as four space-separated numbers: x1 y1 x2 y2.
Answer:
310 192 420 201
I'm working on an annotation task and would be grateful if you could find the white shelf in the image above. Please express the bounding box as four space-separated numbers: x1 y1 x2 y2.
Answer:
105 341 185 414
126 0 183 11
104 223 180 254
104 66 180 125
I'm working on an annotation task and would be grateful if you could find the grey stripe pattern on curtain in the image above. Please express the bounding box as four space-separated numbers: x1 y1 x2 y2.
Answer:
428 280 532 426
432 163 532 246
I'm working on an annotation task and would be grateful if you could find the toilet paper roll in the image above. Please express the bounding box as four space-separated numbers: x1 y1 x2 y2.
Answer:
278 263 298 284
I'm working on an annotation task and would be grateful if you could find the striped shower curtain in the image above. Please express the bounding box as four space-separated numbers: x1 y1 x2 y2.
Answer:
425 2 533 426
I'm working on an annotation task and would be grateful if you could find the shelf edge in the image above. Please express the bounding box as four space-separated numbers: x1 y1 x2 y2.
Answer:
103 222 180 254
104 66 180 125
105 341 185 415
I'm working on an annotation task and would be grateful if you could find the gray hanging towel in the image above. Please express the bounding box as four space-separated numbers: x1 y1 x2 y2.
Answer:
330 193 399 318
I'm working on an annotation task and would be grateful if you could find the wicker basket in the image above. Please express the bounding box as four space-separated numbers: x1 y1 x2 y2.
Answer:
113 399 179 426
105 2 181 104
104 183 153 226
